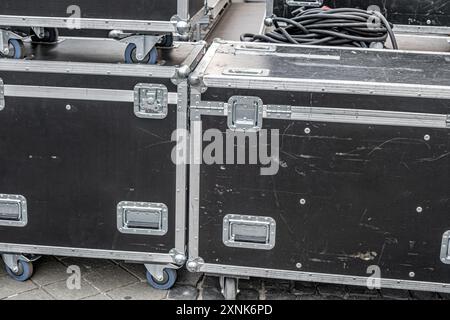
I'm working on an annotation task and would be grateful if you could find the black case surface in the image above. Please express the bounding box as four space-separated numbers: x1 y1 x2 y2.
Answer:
0 39 193 254
193 42 450 285
273 0 450 27
197 112 450 283
0 0 204 22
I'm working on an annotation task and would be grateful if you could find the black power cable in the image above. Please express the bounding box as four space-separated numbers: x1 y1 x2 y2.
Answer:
242 7 398 49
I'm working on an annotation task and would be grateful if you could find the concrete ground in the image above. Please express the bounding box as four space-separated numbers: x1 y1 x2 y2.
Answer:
0 256 446 300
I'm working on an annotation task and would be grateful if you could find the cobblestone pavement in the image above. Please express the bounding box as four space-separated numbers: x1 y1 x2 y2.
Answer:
0 256 445 300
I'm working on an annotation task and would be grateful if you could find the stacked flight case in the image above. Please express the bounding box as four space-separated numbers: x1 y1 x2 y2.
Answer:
0 37 205 288
268 0 450 30
269 0 450 24
264 1 450 54
187 40 450 299
0 0 230 63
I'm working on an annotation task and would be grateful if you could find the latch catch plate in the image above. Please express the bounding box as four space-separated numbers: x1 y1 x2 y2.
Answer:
227 96 263 132
134 83 168 119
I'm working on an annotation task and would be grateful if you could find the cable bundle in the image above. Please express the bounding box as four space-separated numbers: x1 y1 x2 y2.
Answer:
242 7 398 49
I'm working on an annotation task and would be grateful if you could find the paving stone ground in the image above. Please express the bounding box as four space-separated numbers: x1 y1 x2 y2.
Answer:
0 256 446 300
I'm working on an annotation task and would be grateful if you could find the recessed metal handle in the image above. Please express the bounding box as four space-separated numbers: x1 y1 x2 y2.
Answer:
441 231 450 264
0 194 28 227
117 201 168 236
125 210 163 230
0 78 4 111
231 223 269 244
223 214 276 250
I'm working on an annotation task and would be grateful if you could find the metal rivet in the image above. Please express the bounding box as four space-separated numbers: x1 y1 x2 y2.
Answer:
416 206 423 213
304 128 311 134
299 199 306 205
296 263 302 269
424 134 430 141
65 104 72 110
409 272 415 278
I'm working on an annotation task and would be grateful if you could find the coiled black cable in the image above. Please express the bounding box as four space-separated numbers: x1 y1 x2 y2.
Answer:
242 7 398 49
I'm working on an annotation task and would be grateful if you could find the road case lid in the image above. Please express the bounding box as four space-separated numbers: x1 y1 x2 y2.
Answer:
27 37 203 65
0 37 205 79
194 40 450 100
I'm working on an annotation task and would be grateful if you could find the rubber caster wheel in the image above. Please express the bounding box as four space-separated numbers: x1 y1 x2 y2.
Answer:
124 44 158 64
222 277 237 300
159 34 174 48
146 268 177 290
5 260 34 282
3 39 25 59
31 28 59 43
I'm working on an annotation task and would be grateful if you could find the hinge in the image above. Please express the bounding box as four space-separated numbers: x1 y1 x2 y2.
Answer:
227 96 263 132
134 83 168 119
234 43 276 53
446 115 450 128
0 78 4 111
222 68 270 77
265 105 292 119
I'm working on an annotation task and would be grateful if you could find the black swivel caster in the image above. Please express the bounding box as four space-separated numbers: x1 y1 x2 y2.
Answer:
31 27 59 43
158 34 174 48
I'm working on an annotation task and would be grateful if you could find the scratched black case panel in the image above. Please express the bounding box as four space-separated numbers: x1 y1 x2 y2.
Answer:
198 90 450 283
0 0 204 22
324 0 450 26
273 0 450 26
0 71 178 253
190 0 207 17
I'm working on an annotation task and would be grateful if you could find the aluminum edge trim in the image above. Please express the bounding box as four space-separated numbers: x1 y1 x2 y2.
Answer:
174 81 189 253
0 15 176 33
0 243 175 263
0 59 176 78
202 76 450 100
200 263 450 293
4 85 179 104
221 39 450 56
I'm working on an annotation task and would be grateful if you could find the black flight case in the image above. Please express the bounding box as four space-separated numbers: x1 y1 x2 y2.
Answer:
268 0 450 34
187 40 450 299
0 37 205 289
0 0 228 64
